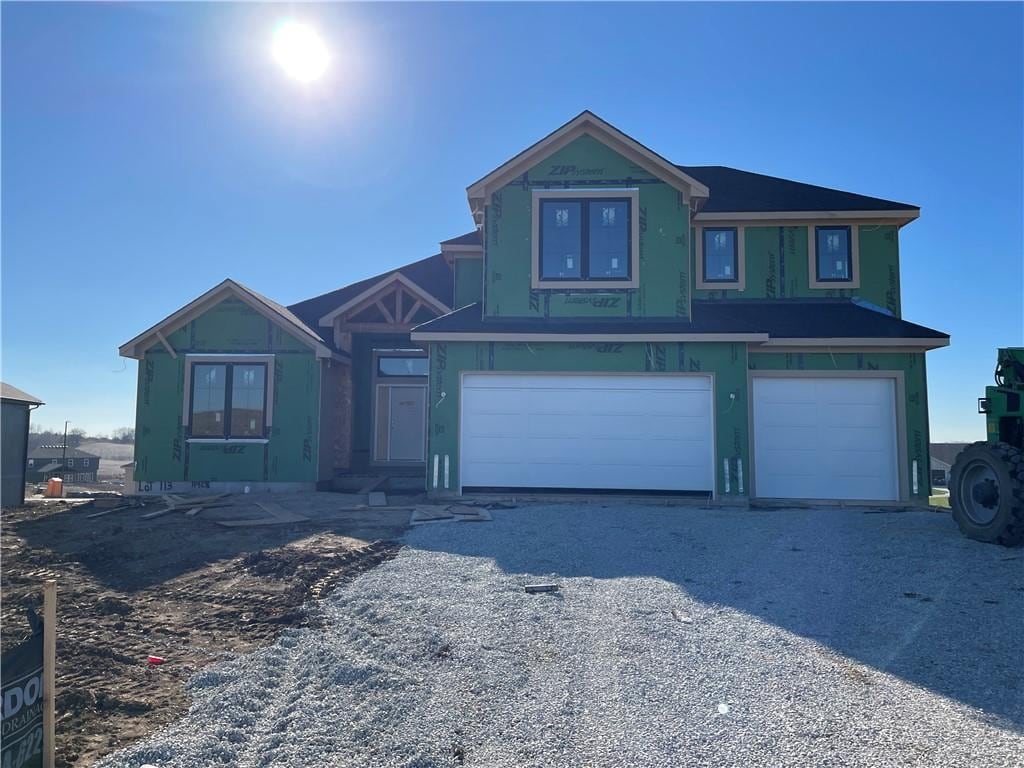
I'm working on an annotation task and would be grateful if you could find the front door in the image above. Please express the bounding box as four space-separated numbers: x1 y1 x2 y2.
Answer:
372 350 428 464
387 385 427 461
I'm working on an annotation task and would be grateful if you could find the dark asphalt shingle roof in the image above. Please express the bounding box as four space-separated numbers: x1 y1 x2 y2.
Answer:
288 253 454 332
440 231 482 247
679 166 918 213
412 299 948 341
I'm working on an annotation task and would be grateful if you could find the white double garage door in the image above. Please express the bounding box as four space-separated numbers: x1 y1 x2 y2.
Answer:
459 373 900 500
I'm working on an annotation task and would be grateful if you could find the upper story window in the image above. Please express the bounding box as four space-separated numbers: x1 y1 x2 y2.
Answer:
532 189 639 289
696 225 746 290
189 361 267 439
702 228 738 282
815 226 852 282
539 198 631 280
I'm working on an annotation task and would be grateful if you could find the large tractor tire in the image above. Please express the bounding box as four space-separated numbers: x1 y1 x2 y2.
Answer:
949 441 1024 546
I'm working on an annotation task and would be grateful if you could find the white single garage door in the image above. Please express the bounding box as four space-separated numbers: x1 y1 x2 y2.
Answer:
752 377 899 501
460 374 714 492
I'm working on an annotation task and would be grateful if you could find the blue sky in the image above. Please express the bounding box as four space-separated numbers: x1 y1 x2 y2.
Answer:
2 2 1021 440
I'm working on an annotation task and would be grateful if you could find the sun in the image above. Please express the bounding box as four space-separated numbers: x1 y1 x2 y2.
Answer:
272 21 329 83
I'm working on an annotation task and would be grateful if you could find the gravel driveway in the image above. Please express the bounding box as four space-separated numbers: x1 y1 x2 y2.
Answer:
99 504 1024 767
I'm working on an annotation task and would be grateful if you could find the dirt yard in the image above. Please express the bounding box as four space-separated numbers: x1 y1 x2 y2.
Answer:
1 493 410 767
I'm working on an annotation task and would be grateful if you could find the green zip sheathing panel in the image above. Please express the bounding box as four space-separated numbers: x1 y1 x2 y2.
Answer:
694 224 902 316
350 332 412 472
748 351 929 501
483 134 690 320
453 257 483 309
133 296 320 487
427 340 748 497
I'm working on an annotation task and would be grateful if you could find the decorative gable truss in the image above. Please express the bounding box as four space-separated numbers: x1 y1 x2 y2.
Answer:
317 272 451 352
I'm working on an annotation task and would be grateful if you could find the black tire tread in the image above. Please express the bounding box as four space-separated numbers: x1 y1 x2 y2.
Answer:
950 441 1024 547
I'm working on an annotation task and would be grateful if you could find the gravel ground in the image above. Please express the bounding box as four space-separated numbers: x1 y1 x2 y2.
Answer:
97 504 1024 767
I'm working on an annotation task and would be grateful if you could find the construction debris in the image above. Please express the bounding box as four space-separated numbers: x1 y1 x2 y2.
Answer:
524 583 560 594
410 504 494 525
357 476 386 494
214 500 310 528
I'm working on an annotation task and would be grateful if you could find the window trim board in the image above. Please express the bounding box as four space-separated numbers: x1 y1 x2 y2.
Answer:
531 188 640 290
696 225 746 290
181 354 275 433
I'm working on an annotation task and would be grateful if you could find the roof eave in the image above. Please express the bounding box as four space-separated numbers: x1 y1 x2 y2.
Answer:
693 209 920 225
760 336 949 350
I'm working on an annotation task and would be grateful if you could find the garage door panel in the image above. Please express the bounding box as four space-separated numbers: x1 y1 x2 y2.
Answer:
821 403 887 429
756 402 820 428
460 374 714 492
755 424 819 450
753 377 898 501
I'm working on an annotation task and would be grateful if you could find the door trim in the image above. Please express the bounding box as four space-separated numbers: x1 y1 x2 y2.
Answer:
747 370 907 502
456 371 717 496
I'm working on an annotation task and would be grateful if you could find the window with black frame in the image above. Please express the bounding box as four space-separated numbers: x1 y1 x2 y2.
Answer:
189 362 267 438
702 227 739 283
538 197 631 281
815 226 852 282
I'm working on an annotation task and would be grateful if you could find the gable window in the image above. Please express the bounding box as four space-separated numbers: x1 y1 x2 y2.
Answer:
189 361 267 439
532 189 639 289
702 228 738 283
815 226 852 282
539 198 630 280
66 458 75 468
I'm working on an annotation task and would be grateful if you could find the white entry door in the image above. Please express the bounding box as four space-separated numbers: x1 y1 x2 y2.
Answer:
752 376 899 501
459 373 714 492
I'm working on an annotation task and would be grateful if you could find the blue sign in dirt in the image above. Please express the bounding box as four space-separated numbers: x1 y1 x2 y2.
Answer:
1 628 44 768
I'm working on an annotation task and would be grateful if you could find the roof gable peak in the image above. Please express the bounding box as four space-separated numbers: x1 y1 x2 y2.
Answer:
465 111 710 225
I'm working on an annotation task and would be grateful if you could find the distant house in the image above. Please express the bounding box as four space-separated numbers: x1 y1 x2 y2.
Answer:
929 443 968 487
27 445 100 484
2 382 44 507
